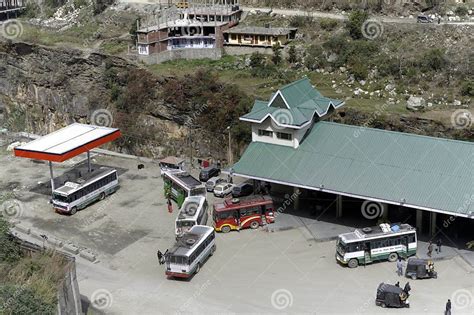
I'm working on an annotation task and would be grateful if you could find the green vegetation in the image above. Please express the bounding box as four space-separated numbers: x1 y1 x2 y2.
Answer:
319 18 338 31
460 80 474 97
271 42 282 65
0 216 66 314
346 10 369 40
287 45 298 64
454 6 468 17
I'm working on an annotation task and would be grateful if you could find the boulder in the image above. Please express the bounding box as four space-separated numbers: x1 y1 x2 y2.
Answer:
406 96 426 110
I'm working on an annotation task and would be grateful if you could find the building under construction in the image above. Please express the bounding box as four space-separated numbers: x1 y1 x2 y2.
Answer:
136 0 242 63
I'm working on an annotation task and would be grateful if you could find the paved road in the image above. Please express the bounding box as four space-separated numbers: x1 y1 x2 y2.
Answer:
241 6 474 25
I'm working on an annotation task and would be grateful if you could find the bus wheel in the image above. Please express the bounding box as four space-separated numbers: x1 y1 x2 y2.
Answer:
195 263 201 274
388 252 398 262
411 274 417 280
221 226 231 233
70 207 77 215
250 221 259 229
99 192 105 200
348 259 359 268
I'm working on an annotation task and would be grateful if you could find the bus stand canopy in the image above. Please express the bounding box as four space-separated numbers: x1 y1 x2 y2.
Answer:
13 123 121 193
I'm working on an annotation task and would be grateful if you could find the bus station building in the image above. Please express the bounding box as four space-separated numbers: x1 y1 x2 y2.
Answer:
231 77 474 237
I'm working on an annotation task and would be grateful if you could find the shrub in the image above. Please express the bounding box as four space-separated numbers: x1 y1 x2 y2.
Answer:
73 0 87 8
271 42 282 65
93 0 114 15
455 6 468 16
0 285 56 314
460 80 474 96
304 44 326 70
345 10 369 40
420 48 447 71
287 45 298 64
0 216 22 263
23 1 40 18
350 61 369 80
319 18 338 31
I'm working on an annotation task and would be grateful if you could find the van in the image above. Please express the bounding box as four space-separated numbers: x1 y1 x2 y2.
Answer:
232 182 254 198
205 177 225 192
199 166 220 182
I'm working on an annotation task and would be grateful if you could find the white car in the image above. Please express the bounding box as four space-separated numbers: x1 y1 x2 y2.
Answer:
213 183 233 198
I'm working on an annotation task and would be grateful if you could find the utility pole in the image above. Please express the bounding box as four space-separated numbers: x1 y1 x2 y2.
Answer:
227 125 233 165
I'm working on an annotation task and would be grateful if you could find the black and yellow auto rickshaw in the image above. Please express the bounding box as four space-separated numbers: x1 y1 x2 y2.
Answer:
405 258 437 280
376 283 410 308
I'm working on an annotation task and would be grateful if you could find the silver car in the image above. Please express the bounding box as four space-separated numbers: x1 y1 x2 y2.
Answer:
213 183 233 198
205 177 225 192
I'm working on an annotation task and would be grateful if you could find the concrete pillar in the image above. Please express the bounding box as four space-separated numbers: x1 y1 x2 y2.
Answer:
293 187 300 210
49 161 55 193
381 203 389 220
336 195 342 218
416 210 423 234
87 151 91 173
429 212 437 237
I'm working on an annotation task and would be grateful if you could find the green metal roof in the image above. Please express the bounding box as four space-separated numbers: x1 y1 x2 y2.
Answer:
240 77 344 128
232 121 474 218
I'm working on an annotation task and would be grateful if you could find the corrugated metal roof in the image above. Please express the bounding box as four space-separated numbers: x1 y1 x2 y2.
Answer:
224 26 296 36
240 78 344 128
232 121 474 217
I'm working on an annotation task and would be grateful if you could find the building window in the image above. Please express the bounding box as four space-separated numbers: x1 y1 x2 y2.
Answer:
258 129 273 137
260 35 265 41
231 34 236 40
276 132 292 140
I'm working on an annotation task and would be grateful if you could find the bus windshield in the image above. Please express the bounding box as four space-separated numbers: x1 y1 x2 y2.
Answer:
190 187 206 196
336 238 347 254
176 220 195 228
53 193 69 203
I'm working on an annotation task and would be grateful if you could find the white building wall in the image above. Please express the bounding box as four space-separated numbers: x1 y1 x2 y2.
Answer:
251 119 308 148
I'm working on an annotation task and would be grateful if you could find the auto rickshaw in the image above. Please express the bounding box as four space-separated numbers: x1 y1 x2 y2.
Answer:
375 283 410 308
405 258 437 280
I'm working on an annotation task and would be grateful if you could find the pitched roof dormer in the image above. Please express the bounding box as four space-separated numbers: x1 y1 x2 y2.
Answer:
240 77 345 129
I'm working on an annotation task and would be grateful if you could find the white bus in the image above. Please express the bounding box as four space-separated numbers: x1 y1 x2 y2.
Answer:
336 223 417 268
163 170 206 208
52 167 119 215
175 196 209 237
165 225 216 279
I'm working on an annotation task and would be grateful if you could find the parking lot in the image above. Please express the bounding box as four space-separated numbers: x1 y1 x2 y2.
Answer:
1 145 473 315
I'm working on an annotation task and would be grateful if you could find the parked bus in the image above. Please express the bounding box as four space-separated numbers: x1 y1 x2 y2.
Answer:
175 196 209 237
336 223 417 268
163 170 206 207
52 167 119 215
212 195 275 233
165 225 216 279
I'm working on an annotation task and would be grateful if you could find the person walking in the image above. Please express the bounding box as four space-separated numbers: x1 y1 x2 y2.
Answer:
397 258 404 276
445 299 451 315
437 238 442 253
167 198 173 213
403 282 411 295
427 241 433 257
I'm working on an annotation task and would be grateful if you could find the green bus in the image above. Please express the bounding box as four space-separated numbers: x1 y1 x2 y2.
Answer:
163 171 206 207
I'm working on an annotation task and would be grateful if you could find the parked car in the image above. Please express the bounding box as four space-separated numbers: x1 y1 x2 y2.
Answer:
199 166 220 182
375 283 410 308
214 183 233 198
405 258 437 280
205 177 226 192
231 182 254 198
417 15 433 23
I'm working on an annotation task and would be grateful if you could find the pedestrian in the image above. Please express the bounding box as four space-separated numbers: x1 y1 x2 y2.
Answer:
427 241 433 257
396 257 404 276
445 299 451 315
167 198 173 213
438 17 441 24
437 238 442 253
395 281 400 287
403 282 411 296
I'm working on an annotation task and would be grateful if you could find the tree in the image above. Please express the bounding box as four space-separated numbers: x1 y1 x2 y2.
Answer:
287 45 298 64
346 10 369 40
249 52 265 69
304 44 325 70
130 17 141 45
272 42 282 65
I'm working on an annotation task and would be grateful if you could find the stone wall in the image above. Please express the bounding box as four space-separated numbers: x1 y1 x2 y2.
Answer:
138 48 222 64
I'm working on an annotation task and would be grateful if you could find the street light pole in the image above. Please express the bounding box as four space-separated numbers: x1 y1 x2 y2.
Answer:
226 125 233 165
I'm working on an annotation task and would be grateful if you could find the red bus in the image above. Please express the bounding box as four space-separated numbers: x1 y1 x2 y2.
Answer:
213 195 275 233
